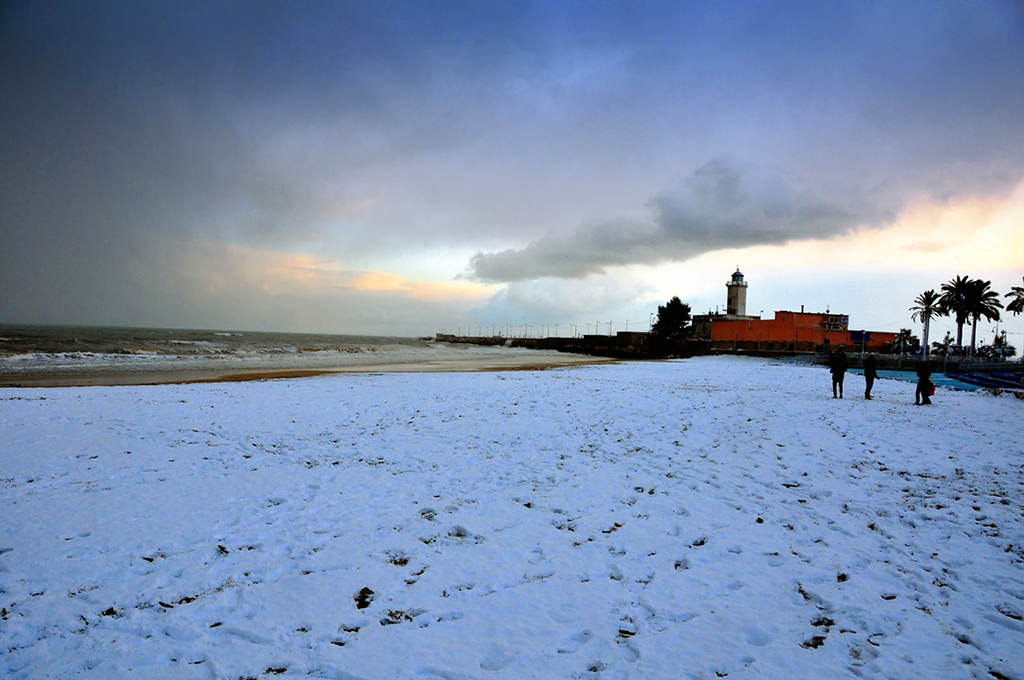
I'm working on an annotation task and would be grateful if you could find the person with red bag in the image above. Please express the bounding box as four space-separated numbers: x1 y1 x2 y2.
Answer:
915 360 934 405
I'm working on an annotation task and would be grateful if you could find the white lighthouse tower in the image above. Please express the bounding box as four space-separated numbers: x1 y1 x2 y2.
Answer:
726 268 747 316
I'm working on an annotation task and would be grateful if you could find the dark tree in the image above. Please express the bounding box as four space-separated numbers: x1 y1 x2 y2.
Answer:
964 279 1002 353
651 297 692 341
1004 277 1024 316
937 275 973 347
910 289 942 357
979 333 1017 359
891 328 920 355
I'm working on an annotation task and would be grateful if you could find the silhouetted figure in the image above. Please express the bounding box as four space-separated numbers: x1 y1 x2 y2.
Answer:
829 347 848 398
863 354 878 400
915 360 933 405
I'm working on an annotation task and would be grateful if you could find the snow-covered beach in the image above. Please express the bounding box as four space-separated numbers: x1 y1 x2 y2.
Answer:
2 356 1022 679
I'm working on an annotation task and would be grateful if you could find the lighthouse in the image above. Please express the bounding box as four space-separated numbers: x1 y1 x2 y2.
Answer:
726 268 747 316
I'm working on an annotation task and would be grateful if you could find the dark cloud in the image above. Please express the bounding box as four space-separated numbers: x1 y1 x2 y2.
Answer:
464 0 1024 283
1 1 1023 329
467 156 905 282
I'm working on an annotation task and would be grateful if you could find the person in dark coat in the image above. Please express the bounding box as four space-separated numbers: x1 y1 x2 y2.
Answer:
863 354 878 400
915 360 933 405
829 346 848 398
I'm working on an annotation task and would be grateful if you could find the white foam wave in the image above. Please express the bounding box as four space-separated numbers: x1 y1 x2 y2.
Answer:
166 340 218 347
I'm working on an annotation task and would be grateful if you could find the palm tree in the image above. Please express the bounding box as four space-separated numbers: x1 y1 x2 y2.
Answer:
1006 277 1024 315
937 275 973 347
909 289 942 357
965 278 1002 353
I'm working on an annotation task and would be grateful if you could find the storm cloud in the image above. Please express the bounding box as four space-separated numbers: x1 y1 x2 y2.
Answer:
468 157 907 282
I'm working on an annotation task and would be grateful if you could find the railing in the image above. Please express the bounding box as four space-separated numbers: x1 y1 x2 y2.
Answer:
815 352 1022 372
437 322 653 339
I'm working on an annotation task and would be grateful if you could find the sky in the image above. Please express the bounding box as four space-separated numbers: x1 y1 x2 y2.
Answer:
2 1 1023 346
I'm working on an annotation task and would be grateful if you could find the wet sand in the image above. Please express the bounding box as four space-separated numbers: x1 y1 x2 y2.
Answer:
0 353 617 387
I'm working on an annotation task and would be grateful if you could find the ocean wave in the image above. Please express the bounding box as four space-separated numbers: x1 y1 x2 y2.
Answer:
165 339 219 347
0 350 166 366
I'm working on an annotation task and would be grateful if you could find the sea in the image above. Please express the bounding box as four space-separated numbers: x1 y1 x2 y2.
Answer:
0 324 515 382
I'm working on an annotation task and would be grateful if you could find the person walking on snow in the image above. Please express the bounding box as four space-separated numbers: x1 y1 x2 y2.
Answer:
830 346 848 399
863 354 878 400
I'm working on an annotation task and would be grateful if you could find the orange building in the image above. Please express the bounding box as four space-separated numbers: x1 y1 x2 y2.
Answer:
693 270 899 353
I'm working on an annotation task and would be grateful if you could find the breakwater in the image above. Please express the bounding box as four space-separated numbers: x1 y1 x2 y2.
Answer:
434 333 709 359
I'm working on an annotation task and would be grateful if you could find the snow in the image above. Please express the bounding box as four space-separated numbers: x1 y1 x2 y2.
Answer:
1 356 1022 679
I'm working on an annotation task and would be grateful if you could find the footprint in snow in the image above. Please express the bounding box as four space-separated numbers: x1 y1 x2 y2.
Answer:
743 625 772 646
712 655 758 676
385 549 410 567
557 629 594 654
615 637 640 662
479 643 518 671
616 616 637 639
379 608 427 626
329 621 363 647
447 525 476 541
580 660 607 679
354 587 374 609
